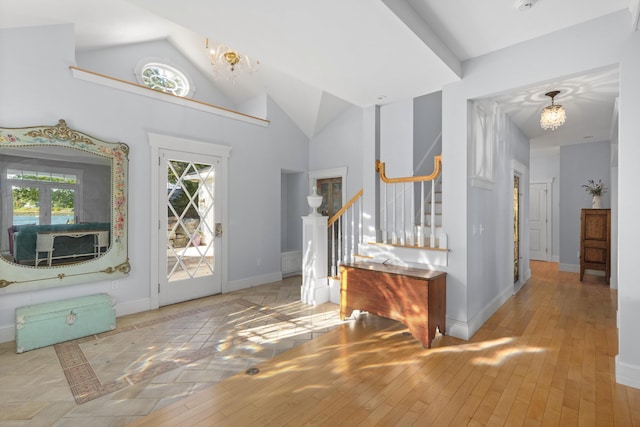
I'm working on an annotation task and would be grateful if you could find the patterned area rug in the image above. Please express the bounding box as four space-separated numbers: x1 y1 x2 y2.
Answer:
54 297 327 404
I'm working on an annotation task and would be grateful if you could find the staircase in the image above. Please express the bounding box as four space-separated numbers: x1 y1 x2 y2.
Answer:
417 174 444 247
320 155 448 303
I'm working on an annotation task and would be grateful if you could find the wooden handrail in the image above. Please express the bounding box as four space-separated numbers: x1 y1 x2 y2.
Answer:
376 155 442 184
328 188 363 227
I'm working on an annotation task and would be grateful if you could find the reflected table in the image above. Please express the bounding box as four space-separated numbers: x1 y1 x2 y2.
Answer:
35 230 109 266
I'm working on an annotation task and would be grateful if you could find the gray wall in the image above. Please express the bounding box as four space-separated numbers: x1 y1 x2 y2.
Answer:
414 91 442 175
280 171 306 252
559 140 611 267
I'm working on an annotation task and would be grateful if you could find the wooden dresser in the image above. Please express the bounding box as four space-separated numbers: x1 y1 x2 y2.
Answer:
580 208 611 284
339 262 446 348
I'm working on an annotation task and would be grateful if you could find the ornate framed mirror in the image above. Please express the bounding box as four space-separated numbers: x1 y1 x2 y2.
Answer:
0 119 129 292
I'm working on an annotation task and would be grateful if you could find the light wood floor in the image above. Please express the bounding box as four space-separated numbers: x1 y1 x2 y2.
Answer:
128 262 640 427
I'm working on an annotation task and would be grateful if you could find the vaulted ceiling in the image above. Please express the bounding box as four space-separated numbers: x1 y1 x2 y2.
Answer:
1 0 638 144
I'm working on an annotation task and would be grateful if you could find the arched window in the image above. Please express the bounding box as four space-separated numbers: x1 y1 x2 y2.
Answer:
135 60 194 98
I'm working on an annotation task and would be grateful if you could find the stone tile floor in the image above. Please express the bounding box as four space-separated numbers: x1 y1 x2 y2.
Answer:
0 276 342 426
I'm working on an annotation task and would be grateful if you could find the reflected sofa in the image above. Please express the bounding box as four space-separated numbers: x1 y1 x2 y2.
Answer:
10 223 110 264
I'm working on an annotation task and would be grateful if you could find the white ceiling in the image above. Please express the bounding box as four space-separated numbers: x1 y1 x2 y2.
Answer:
1 0 637 145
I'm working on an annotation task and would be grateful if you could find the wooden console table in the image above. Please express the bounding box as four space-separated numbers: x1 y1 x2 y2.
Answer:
36 230 109 266
339 262 446 348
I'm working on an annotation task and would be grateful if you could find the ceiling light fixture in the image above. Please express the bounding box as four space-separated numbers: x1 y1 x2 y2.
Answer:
540 90 566 130
206 38 260 83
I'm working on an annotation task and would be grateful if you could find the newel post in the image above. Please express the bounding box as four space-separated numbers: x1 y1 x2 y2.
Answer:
301 186 329 305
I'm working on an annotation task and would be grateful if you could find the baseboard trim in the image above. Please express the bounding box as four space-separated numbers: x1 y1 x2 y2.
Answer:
471 286 513 337
584 269 605 277
558 263 605 277
447 285 512 341
328 277 340 304
281 250 302 277
115 298 152 318
446 317 470 340
0 325 14 344
616 355 640 389
559 263 579 273
226 272 283 293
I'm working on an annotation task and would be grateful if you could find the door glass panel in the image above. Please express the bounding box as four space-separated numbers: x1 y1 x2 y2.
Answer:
316 177 342 217
12 185 40 225
51 188 75 224
166 160 215 282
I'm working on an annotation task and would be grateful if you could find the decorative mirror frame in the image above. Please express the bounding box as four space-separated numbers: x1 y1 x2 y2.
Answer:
0 119 130 292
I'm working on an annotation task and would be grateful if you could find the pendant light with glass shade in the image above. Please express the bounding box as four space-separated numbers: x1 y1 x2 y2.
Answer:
540 90 566 130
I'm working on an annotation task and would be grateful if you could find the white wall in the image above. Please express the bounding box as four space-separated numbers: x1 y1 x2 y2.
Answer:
443 10 640 388
309 105 364 198
616 21 640 389
0 24 309 341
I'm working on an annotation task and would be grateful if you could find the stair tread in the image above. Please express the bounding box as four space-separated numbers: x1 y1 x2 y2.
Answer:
367 241 448 252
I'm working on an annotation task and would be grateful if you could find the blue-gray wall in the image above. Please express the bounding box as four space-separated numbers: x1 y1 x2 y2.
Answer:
559 140 611 267
414 91 442 175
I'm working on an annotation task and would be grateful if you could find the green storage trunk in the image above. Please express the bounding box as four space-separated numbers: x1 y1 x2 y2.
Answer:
15 293 116 353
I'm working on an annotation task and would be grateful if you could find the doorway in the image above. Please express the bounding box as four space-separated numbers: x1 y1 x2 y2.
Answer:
529 181 552 261
149 133 230 309
316 177 342 218
158 150 222 305
514 174 520 284
309 167 347 276
512 160 527 293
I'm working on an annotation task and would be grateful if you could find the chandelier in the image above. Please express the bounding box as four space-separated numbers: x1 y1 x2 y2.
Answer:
206 38 259 82
540 90 566 130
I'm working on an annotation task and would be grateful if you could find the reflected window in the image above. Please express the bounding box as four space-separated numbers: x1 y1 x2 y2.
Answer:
7 168 78 225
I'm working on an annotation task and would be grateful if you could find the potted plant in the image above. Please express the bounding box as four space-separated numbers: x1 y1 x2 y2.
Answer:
582 179 607 208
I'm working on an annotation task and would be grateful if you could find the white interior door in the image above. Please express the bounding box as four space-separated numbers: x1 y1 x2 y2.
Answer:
529 182 550 261
158 149 222 305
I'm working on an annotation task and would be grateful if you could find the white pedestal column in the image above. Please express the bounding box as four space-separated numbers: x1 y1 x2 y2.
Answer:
301 215 329 305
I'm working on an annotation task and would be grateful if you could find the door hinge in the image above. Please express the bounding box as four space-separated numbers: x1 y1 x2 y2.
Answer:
158 283 160 293
158 156 161 166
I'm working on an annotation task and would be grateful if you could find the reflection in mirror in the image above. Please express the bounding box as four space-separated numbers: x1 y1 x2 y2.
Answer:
0 120 129 291
3 146 111 266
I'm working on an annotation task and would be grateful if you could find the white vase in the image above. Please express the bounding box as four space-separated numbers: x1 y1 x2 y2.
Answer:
307 186 323 216
592 195 602 209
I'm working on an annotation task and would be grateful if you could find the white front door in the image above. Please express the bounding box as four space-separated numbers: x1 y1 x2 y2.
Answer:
158 149 222 305
529 182 550 261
